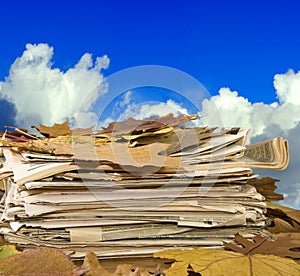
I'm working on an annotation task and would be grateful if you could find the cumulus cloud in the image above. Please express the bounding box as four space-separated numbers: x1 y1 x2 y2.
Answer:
0 43 109 129
98 90 191 127
0 98 17 128
202 69 300 209
118 99 190 122
1 43 299 209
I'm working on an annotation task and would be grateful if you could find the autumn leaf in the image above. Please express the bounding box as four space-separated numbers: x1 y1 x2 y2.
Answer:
32 121 94 138
82 252 153 276
97 113 198 135
0 245 20 259
224 233 300 259
81 252 111 276
0 248 84 276
32 121 72 137
0 179 4 191
267 202 300 233
115 264 152 276
154 247 300 276
247 177 284 201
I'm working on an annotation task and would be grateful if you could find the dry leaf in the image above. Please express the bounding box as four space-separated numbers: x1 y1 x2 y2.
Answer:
0 248 84 276
82 252 152 276
33 121 94 138
115 264 152 276
33 121 72 137
154 247 300 276
81 252 111 276
271 232 300 253
247 177 283 201
0 179 4 191
0 245 20 259
271 218 299 233
98 113 198 135
224 233 300 259
267 202 300 233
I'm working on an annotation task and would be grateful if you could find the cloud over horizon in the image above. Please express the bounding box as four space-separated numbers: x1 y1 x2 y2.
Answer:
0 43 109 129
0 43 299 209
201 70 300 209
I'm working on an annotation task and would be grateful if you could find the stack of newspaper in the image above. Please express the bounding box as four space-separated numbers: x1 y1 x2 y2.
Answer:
0 114 289 259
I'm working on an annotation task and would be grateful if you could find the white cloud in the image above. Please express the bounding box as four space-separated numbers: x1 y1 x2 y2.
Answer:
1 44 299 209
202 72 300 141
118 90 132 107
202 69 300 209
0 43 109 129
118 99 190 122
97 89 191 128
274 69 300 105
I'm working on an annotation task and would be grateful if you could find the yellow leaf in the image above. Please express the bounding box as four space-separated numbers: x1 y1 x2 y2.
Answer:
0 245 20 259
164 261 188 276
154 247 300 276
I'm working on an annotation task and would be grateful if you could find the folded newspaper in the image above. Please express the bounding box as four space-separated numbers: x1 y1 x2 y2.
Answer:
0 114 289 259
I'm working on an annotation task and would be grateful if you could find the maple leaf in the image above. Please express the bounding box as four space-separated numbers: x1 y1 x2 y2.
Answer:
154 247 300 276
0 248 85 276
224 233 300 259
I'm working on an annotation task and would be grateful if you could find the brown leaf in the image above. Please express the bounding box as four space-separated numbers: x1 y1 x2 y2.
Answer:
82 252 153 276
0 248 84 276
81 252 111 276
224 233 300 258
97 113 198 135
0 179 4 191
271 218 299 233
272 232 300 251
33 121 72 137
154 247 300 276
32 121 94 138
267 202 300 233
247 177 284 201
115 264 152 276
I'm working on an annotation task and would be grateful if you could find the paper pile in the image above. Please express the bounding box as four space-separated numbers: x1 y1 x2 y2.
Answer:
0 114 289 259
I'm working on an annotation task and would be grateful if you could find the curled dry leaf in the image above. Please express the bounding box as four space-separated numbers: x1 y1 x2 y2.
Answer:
154 247 300 276
267 203 300 233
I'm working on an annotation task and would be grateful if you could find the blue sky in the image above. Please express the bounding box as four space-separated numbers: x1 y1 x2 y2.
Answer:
1 0 299 103
1 0 300 209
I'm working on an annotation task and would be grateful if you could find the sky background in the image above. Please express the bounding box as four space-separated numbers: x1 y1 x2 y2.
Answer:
0 0 300 208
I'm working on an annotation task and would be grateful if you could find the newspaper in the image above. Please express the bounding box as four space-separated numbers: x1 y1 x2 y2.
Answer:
0 114 289 258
